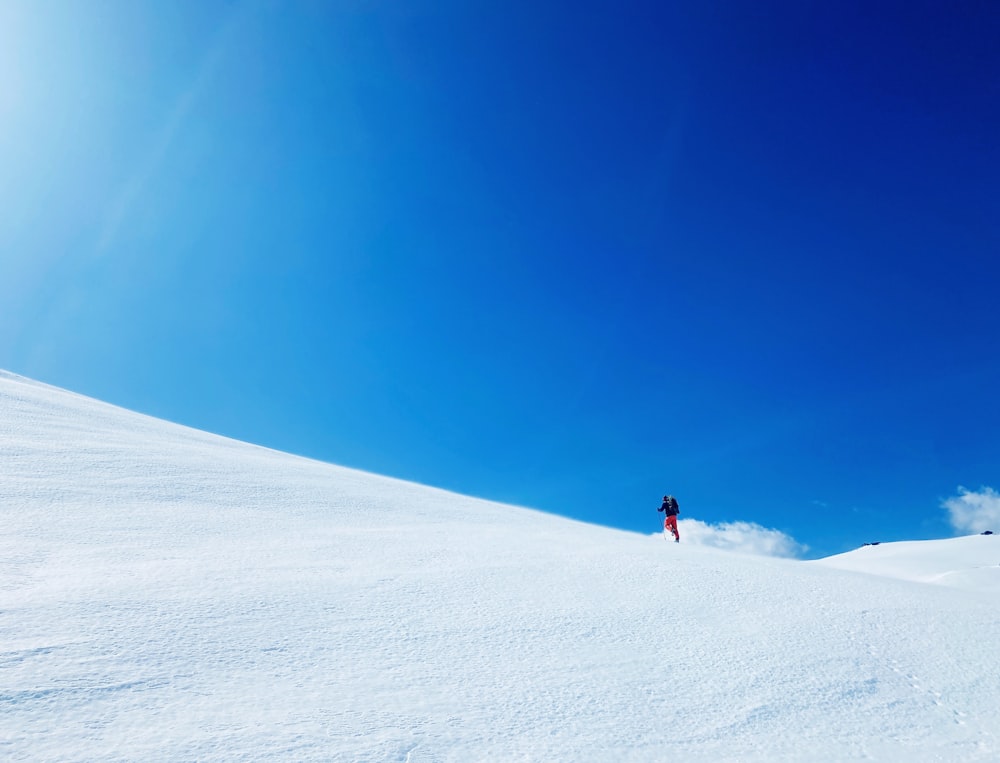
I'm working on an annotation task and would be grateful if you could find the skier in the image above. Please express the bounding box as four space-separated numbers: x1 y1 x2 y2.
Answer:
659 495 680 542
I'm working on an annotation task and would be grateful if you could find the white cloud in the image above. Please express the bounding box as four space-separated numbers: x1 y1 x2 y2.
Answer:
942 487 1000 534
671 519 807 558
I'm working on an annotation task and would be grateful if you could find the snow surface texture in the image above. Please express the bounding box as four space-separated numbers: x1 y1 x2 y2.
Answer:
2 369 999 762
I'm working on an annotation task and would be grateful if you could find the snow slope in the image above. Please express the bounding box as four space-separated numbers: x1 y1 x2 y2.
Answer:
2 370 999 762
814 536 1000 593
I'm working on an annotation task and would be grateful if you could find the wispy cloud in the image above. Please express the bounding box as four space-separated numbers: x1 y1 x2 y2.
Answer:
673 519 807 558
942 486 1000 534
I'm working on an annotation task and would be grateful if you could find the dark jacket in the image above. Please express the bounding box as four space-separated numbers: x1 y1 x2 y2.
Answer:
659 497 679 516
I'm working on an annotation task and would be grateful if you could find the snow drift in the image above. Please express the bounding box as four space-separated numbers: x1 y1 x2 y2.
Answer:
2 370 999 761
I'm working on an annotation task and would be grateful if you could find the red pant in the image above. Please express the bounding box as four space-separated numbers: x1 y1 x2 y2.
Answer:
663 515 679 539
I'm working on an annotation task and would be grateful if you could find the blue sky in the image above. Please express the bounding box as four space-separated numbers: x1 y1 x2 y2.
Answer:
2 1 998 557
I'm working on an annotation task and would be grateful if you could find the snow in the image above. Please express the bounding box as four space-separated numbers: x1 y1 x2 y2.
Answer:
2 369 999 761
814 536 1000 593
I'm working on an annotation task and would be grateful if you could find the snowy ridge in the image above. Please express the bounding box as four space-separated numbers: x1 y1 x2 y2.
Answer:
2 371 1000 761
814 535 1000 593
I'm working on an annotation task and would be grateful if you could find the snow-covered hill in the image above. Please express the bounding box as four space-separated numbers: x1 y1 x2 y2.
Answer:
815 535 1000 593
2 370 999 761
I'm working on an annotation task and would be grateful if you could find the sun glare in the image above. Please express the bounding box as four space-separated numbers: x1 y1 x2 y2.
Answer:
0 5 25 122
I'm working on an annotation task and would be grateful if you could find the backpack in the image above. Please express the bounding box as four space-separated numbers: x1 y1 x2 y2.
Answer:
662 496 679 515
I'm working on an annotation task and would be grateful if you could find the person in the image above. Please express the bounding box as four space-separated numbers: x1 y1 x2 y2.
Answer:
658 495 680 542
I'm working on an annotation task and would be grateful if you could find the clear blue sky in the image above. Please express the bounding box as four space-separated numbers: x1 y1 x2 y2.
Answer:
2 1 997 557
